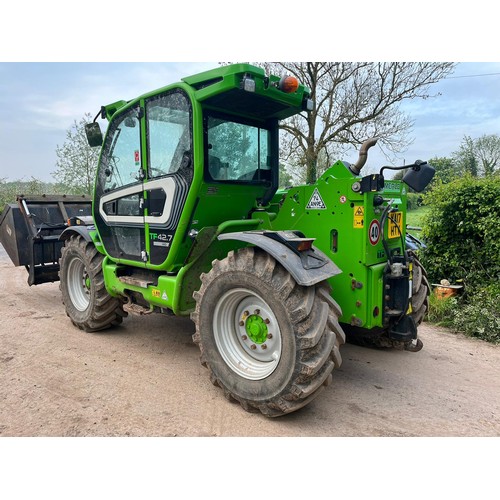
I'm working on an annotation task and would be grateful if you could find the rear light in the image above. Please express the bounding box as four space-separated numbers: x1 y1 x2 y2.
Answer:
296 240 314 252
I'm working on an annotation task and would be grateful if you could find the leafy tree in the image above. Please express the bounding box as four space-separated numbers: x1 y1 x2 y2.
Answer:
278 163 293 188
260 62 456 183
453 134 500 177
0 177 17 208
426 156 461 185
420 175 500 343
0 177 48 208
453 136 478 177
420 175 500 288
52 113 100 194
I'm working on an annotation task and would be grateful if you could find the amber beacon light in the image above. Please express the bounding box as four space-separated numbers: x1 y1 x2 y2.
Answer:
278 75 299 93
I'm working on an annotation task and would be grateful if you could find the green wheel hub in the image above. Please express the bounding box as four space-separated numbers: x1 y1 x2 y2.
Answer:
245 314 269 344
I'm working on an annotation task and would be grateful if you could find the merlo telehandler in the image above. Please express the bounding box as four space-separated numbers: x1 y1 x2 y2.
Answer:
0 63 435 416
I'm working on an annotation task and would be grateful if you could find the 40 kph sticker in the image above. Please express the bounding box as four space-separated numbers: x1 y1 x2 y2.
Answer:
369 220 381 245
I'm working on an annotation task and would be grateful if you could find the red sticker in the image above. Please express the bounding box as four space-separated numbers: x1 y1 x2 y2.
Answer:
369 220 380 245
134 150 140 163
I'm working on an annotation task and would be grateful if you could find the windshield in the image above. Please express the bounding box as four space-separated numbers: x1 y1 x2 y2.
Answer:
206 115 271 182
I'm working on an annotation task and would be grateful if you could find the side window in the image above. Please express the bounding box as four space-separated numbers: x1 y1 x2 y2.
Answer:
207 117 270 182
146 91 192 178
98 108 142 193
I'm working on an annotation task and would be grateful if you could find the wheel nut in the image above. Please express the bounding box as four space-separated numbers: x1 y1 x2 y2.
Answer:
254 309 260 315
242 335 247 341
250 344 257 350
267 333 273 339
264 318 270 324
261 344 267 350
239 321 244 326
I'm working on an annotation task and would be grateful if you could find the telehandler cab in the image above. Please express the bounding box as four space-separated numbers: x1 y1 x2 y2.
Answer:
0 63 434 416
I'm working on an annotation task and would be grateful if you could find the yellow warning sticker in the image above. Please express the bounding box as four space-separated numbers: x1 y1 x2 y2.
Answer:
353 205 364 228
152 289 161 298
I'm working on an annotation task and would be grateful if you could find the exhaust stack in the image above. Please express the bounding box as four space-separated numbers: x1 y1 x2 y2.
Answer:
350 137 378 175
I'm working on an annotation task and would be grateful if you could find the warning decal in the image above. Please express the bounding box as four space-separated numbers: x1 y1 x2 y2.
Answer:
353 205 364 228
306 188 327 210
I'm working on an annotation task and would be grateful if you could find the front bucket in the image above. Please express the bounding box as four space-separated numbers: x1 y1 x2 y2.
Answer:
0 194 92 285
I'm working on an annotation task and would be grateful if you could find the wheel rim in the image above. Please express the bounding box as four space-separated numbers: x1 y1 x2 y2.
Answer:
66 255 91 312
213 288 282 380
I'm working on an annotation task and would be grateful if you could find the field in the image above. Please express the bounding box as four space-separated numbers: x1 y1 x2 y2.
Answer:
406 205 431 228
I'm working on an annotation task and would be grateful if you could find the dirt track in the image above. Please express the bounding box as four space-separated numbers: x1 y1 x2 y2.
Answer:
1 245 499 437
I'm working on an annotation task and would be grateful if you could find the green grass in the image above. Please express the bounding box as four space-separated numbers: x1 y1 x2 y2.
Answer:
407 205 431 228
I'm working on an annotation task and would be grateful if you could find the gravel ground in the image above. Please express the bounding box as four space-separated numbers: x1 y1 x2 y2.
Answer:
1 244 499 437
1 243 498 497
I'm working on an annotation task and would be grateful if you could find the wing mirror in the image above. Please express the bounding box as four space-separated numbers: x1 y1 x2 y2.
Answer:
402 160 435 193
85 122 103 148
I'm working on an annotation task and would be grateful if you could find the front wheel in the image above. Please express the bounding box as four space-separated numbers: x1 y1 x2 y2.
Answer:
191 247 345 417
59 235 126 332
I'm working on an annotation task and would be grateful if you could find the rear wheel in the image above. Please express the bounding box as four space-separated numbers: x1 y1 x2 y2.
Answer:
191 247 345 417
59 234 126 332
410 251 430 326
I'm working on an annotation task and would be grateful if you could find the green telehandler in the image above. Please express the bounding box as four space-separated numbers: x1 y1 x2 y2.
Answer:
0 63 434 416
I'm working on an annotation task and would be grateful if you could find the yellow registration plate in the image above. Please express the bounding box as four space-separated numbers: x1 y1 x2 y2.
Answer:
388 211 403 238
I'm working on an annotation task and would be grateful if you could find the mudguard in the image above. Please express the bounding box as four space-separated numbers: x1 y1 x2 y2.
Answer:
59 225 94 243
218 230 342 287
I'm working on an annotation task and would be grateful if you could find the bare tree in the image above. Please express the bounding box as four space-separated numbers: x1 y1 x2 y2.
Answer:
260 62 456 183
52 113 100 194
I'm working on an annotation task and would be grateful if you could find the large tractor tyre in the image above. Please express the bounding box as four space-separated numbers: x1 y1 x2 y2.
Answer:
409 251 430 326
59 234 127 332
191 247 345 417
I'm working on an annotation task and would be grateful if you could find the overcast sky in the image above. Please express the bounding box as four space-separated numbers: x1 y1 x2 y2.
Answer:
1 61 499 183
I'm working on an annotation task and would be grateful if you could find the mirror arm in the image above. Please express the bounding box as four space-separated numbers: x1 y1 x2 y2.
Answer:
379 160 427 177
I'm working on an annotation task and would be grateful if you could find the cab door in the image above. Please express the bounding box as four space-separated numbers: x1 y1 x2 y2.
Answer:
143 90 193 267
94 105 146 263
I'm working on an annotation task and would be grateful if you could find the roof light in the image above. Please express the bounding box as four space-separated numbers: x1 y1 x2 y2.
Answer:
241 75 256 92
278 75 299 93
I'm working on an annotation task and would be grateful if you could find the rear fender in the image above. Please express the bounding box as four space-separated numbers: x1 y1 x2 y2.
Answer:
218 230 342 287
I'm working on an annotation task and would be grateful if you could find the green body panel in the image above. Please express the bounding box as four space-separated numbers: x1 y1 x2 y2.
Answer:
268 161 407 330
102 218 264 315
88 229 106 255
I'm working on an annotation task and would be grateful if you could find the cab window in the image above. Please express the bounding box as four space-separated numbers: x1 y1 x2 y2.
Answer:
99 109 142 193
146 91 192 178
206 115 270 182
